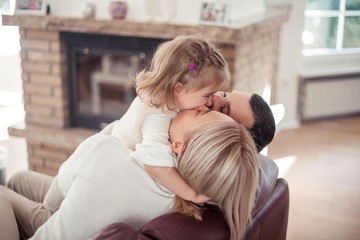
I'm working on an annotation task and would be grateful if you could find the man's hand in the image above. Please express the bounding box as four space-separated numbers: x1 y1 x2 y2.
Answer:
206 93 230 115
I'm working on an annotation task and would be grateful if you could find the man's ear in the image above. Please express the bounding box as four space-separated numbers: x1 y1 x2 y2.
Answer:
173 82 183 96
171 141 186 154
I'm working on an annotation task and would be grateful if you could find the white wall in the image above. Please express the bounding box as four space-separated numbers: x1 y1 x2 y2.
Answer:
47 0 265 24
0 54 21 92
0 24 21 94
265 0 305 130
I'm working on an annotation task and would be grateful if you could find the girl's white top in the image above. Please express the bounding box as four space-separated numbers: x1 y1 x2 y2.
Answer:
111 96 178 167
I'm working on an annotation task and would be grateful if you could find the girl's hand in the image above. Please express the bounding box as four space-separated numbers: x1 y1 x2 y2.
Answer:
192 193 211 204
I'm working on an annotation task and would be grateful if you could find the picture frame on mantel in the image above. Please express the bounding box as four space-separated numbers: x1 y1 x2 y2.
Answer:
199 2 229 26
15 0 47 15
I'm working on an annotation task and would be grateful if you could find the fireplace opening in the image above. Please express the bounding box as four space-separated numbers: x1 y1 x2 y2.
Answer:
61 32 164 130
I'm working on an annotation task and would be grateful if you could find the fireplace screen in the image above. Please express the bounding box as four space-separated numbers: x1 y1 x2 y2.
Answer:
62 33 164 129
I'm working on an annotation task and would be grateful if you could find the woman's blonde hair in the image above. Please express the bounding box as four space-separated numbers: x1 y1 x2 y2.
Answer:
171 121 259 240
136 35 232 110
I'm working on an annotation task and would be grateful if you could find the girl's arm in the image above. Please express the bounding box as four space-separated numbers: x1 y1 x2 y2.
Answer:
144 165 209 204
132 113 209 203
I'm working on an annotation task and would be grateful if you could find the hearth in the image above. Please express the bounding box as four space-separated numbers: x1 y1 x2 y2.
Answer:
62 32 164 129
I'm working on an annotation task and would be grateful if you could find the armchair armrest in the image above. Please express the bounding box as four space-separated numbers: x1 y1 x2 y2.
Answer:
96 223 151 240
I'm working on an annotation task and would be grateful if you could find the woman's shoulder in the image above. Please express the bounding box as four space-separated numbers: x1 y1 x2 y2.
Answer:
79 134 130 156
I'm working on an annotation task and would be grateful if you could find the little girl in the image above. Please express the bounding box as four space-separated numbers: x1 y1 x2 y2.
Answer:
111 35 231 204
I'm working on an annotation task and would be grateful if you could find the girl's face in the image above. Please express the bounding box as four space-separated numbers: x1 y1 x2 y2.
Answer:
174 66 225 110
175 85 217 110
169 108 234 143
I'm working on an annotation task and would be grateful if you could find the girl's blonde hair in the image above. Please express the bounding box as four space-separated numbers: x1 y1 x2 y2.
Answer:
171 121 259 240
136 35 232 110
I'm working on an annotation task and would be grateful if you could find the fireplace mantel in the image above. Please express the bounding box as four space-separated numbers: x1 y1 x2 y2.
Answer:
2 6 290 176
2 6 289 44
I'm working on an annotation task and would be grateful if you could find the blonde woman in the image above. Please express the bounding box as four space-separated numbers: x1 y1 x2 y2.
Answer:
111 35 231 204
169 108 260 240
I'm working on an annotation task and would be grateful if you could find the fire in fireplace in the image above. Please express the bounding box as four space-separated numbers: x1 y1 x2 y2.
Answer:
61 32 164 129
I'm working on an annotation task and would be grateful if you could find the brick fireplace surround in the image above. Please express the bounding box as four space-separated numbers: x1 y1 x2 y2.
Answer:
2 6 289 176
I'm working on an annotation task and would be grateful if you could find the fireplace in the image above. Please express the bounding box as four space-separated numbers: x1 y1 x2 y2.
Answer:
62 33 164 129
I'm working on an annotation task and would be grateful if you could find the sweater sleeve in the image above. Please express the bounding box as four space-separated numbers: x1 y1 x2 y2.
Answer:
130 114 176 167
30 134 133 240
31 175 103 240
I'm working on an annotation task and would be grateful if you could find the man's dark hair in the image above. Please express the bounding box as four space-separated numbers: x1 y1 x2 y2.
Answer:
248 94 276 152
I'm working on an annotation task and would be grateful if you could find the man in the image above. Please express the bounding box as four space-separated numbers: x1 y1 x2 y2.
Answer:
207 91 276 152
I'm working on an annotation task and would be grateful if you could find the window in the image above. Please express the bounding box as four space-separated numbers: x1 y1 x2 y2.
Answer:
302 0 360 55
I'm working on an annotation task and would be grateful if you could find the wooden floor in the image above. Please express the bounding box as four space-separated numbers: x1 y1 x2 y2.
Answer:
267 116 360 240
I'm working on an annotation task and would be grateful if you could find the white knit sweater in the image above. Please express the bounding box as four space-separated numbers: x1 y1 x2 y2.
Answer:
111 96 177 151
31 132 174 240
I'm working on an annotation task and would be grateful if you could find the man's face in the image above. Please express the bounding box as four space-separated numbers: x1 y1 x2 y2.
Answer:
207 91 255 129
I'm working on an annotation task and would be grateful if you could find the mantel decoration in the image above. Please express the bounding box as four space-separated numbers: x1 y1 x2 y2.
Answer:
15 0 47 15
109 1 127 20
199 2 228 26
82 2 96 19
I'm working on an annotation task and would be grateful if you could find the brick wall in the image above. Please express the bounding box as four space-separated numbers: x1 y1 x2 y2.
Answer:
20 29 69 128
27 141 73 176
235 25 281 101
17 29 78 175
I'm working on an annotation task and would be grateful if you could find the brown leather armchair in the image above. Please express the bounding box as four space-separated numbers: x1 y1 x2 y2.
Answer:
96 155 289 240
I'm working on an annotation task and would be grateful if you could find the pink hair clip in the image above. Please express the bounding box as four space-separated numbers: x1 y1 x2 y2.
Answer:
188 63 198 71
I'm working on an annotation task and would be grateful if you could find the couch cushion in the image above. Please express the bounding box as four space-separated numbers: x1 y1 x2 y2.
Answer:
141 204 230 240
253 154 279 216
97 223 151 240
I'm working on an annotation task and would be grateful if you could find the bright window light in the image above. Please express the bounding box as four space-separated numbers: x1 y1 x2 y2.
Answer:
0 26 20 55
302 30 315 45
303 0 360 55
